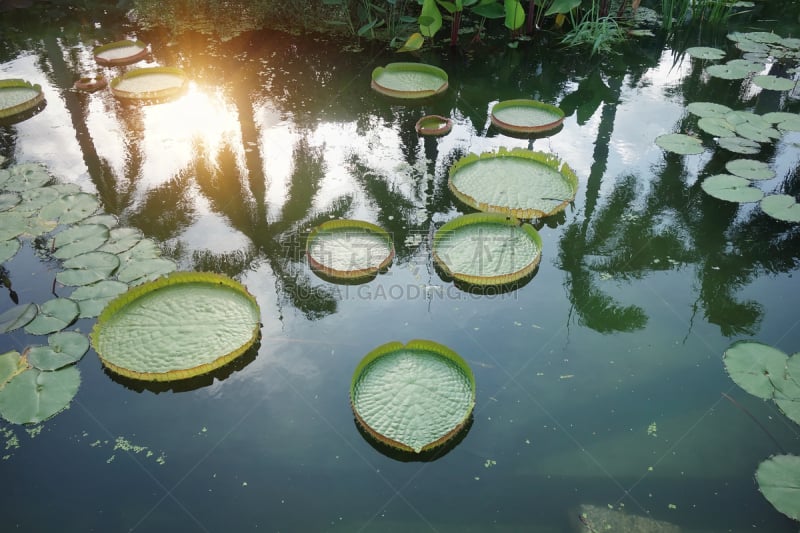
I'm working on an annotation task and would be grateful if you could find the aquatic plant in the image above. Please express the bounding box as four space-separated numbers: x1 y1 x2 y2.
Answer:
350 339 475 453
110 67 189 103
0 79 45 124
370 62 448 99
305 219 394 280
93 40 149 66
490 99 565 134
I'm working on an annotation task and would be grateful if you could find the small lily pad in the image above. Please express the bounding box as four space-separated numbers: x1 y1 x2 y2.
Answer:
52 223 109 260
756 455 800 521
24 298 79 335
706 63 752 80
655 133 704 155
115 257 178 285
27 331 90 371
753 75 796 91
3 163 51 192
0 238 20 263
0 351 26 386
0 212 26 241
0 192 20 212
686 102 732 118
14 186 61 216
760 194 800 223
725 59 766 73
0 303 37 333
69 279 130 319
717 136 760 154
723 341 792 399
725 159 775 181
0 366 80 425
56 251 120 286
697 117 736 137
39 192 100 225
97 227 142 254
735 122 780 143
82 214 119 228
686 46 726 60
776 115 800 133
701 174 764 203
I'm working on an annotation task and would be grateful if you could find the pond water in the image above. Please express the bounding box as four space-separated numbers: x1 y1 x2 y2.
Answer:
1 5 800 532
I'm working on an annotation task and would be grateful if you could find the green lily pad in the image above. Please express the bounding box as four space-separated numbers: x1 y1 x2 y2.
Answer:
701 174 764 203
706 63 752 80
115 257 177 285
490 99 565 134
56 251 120 286
39 192 100 225
27 331 90 371
697 117 736 137
93 39 149 66
686 46 726 60
0 79 45 124
723 341 790 400
744 31 784 44
90 271 261 381
686 102 732 118
717 136 760 154
780 37 800 50
371 63 448 99
0 192 20 211
0 212 26 241
756 455 800 521
24 298 79 335
23 216 57 238
655 133 704 155
110 67 188 103
761 112 797 124
97 227 143 254
117 238 161 263
734 122 780 143
725 59 766 73
448 148 578 219
0 238 20 263
0 303 37 333
753 75 796 91
69 280 130 319
432 213 542 286
734 40 770 54
761 194 800 223
2 163 51 192
350 339 475 453
52 223 109 260
13 186 61 216
776 397 800 425
306 220 394 280
82 214 119 228
776 115 800 133
0 351 26 387
725 159 775 181
0 366 80 425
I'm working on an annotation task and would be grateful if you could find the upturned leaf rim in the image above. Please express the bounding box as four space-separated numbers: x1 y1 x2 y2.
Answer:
490 99 565 134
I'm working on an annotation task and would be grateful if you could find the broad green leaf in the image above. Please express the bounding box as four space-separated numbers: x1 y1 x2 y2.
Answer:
436 0 458 13
0 212 26 241
2 163 51 192
471 0 505 18
0 238 20 263
27 331 89 371
697 117 736 137
350 340 475 453
776 115 800 132
544 0 580 16
0 366 80 424
706 63 752 80
686 46 725 60
734 40 769 54
96 227 142 254
419 0 442 37
39 192 100 225
52 223 109 260
0 303 37 333
725 59 765 73
0 192 20 212
761 194 800 223
655 133 704 155
371 63 448 99
307 220 394 280
753 75 795 91
776 398 800 425
13 186 60 217
725 159 775 181
56 251 120 286
397 32 425 53
0 351 26 388
82 213 119 228
723 341 788 399
91 271 261 381
701 174 764 203
745 31 783 44
734 122 780 143
117 238 162 263
504 0 525 31
686 102 732 118
756 455 800 521
116 257 177 285
69 279 129 319
717 136 760 154
24 298 79 335
761 111 798 124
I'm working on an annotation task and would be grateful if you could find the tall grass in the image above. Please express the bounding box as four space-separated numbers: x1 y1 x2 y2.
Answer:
661 0 740 31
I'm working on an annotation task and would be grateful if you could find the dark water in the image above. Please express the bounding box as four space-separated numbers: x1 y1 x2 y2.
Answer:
1 4 799 532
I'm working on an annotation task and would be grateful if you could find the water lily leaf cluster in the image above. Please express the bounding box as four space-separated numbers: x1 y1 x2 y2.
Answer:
723 341 800 521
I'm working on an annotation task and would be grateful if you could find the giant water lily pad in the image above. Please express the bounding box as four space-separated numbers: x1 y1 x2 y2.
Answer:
306 220 394 280
448 148 578 219
490 99 565 134
27 331 90 371
761 195 800 223
701 174 764 203
0 79 45 123
93 40 149 66
0 365 80 424
350 339 475 453
371 63 448 99
432 213 542 286
756 455 800 521
111 67 188 102
655 133 704 155
91 271 261 381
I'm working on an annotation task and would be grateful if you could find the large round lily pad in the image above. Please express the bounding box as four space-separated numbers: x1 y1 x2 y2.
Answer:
93 40 149 66
0 79 45 124
350 339 475 453
756 455 800 521
27 331 90 371
90 271 261 382
306 220 394 280
701 174 764 203
686 46 726 60
448 148 578 219
761 194 800 223
432 213 542 286
110 67 188 103
655 133 704 155
371 63 448 99
0 365 81 425
723 341 793 400
490 99 565 134
725 159 775 181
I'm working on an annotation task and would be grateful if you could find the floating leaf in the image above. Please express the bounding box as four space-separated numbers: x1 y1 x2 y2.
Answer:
686 46 725 60
432 213 542 286
734 40 769 54
0 366 80 424
91 271 261 381
734 122 780 143
82 214 119 228
111 67 188 103
94 40 149 66
371 63 448 99
306 220 394 280
706 63 752 79
0 303 37 333
701 174 764 203
0 192 20 212
723 341 789 400
13 186 61 216
697 117 736 137
686 102 732 118
725 59 765 73
0 212 26 241
745 31 784 44
0 351 26 387
756 455 800 521
0 238 20 263
397 32 425 53
761 194 800 223
56 251 120 286
753 75 796 91
24 298 79 335
448 148 578 219
350 340 475 453
725 159 775 181
490 99 565 134
69 280 129 318
39 192 100 225
96 227 143 254
115 257 177 285
655 133 704 155
717 136 760 154
52 223 109 260
776 115 800 133
117 238 161 263
2 163 51 191
27 331 89 371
